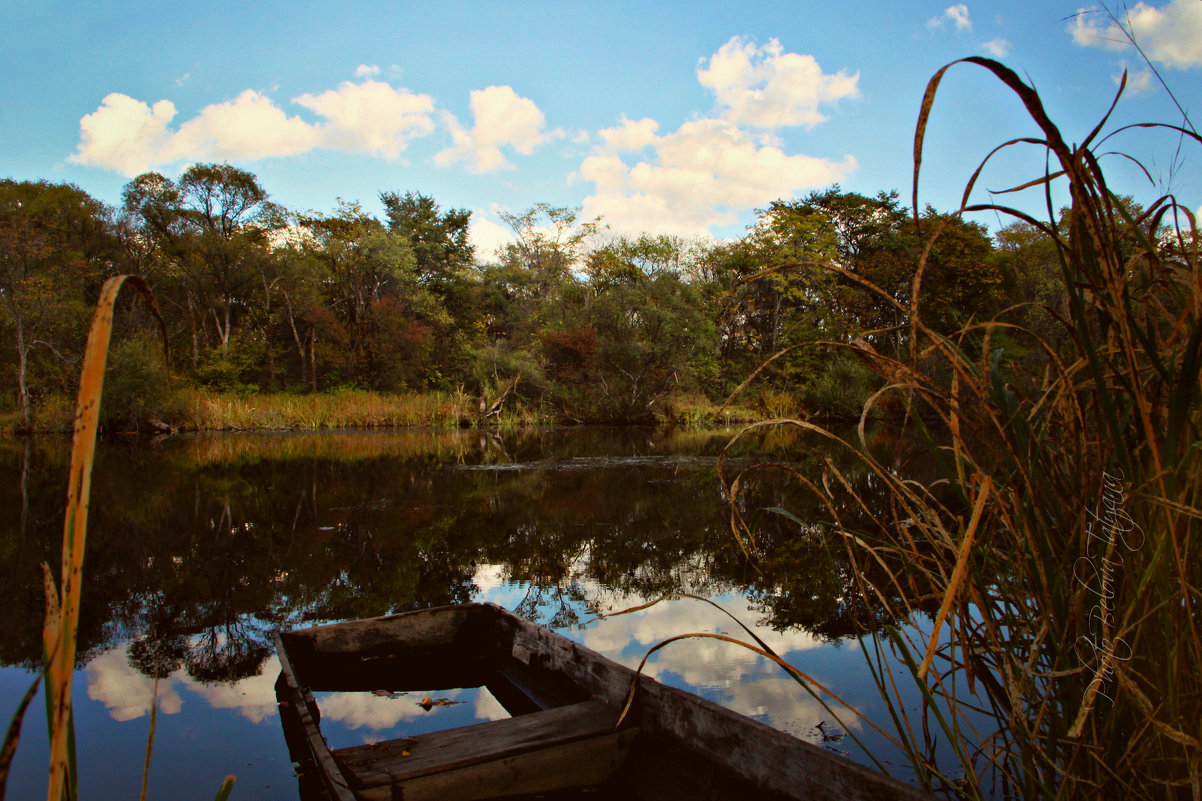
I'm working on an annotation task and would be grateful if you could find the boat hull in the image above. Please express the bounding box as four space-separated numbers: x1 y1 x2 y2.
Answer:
274 602 931 801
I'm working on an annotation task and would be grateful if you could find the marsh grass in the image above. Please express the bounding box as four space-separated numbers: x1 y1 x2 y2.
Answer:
179 387 476 430
15 387 539 433
720 58 1201 798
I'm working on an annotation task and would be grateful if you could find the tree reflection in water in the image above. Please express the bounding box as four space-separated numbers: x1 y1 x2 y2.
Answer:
0 426 912 681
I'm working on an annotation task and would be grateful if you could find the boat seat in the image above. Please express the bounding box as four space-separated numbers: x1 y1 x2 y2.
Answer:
332 698 637 801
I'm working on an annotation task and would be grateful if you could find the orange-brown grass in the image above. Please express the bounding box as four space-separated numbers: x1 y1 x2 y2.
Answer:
723 59 1201 799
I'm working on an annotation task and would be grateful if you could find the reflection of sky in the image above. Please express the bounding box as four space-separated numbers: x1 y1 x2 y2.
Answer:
0 562 955 801
314 687 509 748
86 644 282 724
473 565 871 745
472 566 992 777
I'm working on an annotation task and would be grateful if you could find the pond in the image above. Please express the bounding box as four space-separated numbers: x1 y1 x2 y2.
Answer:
0 426 944 800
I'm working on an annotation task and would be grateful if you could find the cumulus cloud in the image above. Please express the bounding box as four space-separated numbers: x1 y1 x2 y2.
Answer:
435 85 557 173
355 64 380 77
468 212 516 259
599 116 660 152
1070 0 1202 68
983 38 1011 57
86 646 183 722
173 89 319 162
578 117 854 237
573 37 858 238
294 80 436 158
85 643 279 724
581 594 828 665
71 78 436 175
72 94 184 175
1123 67 1158 93
697 37 859 129
929 4 973 31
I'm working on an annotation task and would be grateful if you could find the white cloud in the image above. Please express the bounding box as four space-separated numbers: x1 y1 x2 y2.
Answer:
295 79 436 158
929 4 973 31
983 38 1011 57
71 78 436 175
85 643 280 724
86 646 183 722
697 37 859 129
1070 0 1202 68
1122 67 1158 93
468 212 516 259
435 85 556 173
187 655 281 723
71 94 184 175
1069 8 1133 50
355 64 381 78
578 117 855 237
582 595 829 666
599 116 660 152
173 89 319 162
575 37 858 238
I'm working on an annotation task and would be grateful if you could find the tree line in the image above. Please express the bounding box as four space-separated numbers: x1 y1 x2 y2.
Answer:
1 164 1070 428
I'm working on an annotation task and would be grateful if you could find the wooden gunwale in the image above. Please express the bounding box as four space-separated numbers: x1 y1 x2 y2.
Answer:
274 602 934 801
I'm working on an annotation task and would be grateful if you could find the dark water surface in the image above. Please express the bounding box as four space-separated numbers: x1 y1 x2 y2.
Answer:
0 427 934 800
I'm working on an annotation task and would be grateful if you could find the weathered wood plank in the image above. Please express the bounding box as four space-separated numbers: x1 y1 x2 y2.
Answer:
282 605 472 655
275 603 935 801
351 728 633 801
505 608 933 801
336 699 625 786
273 632 358 801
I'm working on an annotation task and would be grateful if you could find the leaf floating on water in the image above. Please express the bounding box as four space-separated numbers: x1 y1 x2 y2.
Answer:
372 690 406 699
417 696 462 711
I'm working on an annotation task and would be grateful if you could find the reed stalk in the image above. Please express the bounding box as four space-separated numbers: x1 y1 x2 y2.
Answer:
0 275 237 800
43 275 161 801
727 59 1201 798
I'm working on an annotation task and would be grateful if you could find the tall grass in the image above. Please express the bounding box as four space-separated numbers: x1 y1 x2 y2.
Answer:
727 59 1200 798
179 387 478 430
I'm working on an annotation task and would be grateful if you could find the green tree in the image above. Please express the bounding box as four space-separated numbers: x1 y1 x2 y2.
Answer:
917 209 1004 335
560 237 716 422
122 164 278 378
380 191 476 386
380 191 474 292
497 203 601 308
992 219 1067 355
300 202 447 390
0 180 118 428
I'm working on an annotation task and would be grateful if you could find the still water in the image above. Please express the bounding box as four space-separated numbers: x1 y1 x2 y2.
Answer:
0 427 934 800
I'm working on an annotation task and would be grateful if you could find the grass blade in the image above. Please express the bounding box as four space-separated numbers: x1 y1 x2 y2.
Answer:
0 676 42 801
212 776 236 801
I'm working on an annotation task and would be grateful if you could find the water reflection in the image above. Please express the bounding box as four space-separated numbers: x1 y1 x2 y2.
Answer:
0 426 916 800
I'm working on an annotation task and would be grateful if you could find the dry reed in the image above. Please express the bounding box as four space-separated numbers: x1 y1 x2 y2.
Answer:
724 58 1201 798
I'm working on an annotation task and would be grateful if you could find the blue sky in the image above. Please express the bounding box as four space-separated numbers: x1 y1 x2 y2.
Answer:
3 1 1201 253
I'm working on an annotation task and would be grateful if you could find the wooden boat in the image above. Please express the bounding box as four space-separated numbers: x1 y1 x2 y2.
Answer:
274 602 932 801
